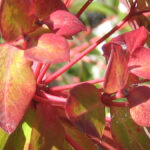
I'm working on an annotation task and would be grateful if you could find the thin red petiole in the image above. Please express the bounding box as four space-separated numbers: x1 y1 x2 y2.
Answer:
65 134 84 150
37 64 50 84
44 14 132 85
65 0 72 7
34 63 43 79
76 0 94 18
50 78 104 91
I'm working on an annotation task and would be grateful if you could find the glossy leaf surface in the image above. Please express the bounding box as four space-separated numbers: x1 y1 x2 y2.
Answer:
111 107 150 150
0 0 37 41
49 10 86 37
129 47 150 79
25 33 70 64
128 85 150 126
29 104 65 150
104 44 128 94
66 83 105 141
0 44 36 133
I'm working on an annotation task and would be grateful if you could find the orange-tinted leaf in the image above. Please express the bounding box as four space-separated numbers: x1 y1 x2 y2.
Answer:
111 107 150 150
104 44 129 94
33 0 67 19
129 47 150 79
25 33 70 64
128 86 150 126
29 104 65 150
0 0 38 41
0 44 36 133
49 10 86 37
62 119 100 150
66 83 105 142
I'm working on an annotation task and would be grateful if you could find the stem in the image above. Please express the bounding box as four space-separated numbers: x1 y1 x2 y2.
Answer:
34 63 43 79
110 101 129 107
50 78 104 91
39 91 67 107
34 94 67 107
44 14 132 85
65 134 84 150
76 0 94 18
37 64 50 84
65 0 72 7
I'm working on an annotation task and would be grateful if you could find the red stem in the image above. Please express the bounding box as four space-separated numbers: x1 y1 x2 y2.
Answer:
65 0 72 7
34 94 67 107
34 63 43 79
110 101 129 107
44 14 132 85
76 0 94 18
65 134 84 150
37 64 50 84
50 78 104 91
39 91 67 107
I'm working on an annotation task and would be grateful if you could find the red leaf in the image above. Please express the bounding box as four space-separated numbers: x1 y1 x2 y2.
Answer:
104 44 129 94
0 0 38 41
0 44 36 133
128 85 150 126
111 107 150 150
66 83 105 141
25 33 70 64
49 10 86 37
102 26 147 58
33 0 67 19
29 104 65 149
129 47 150 79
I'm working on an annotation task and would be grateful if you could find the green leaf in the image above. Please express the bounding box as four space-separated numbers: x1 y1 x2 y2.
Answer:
111 107 150 150
0 128 9 150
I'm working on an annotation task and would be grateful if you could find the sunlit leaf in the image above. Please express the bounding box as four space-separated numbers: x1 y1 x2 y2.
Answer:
49 10 86 37
29 104 65 150
0 0 38 41
128 85 150 126
111 107 150 150
129 47 150 79
25 33 70 64
66 83 105 142
104 44 129 94
0 44 36 133
4 105 35 150
0 128 9 149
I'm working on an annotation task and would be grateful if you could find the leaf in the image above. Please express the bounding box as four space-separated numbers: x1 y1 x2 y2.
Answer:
0 0 38 41
25 33 70 64
102 26 147 56
128 47 150 79
62 119 100 150
0 128 9 149
111 107 150 150
128 85 150 126
33 0 67 19
49 10 86 37
4 105 35 150
29 104 65 150
101 123 118 150
104 44 129 94
66 83 105 142
0 44 36 133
